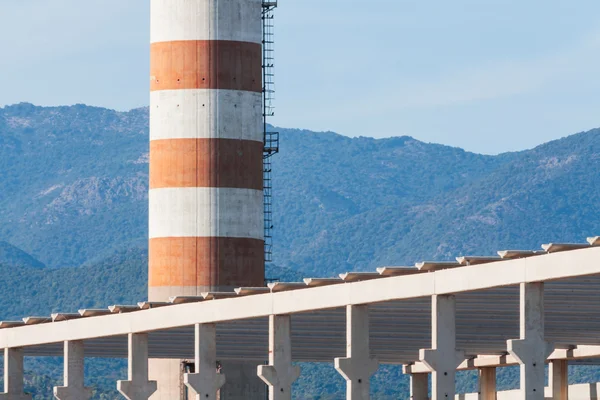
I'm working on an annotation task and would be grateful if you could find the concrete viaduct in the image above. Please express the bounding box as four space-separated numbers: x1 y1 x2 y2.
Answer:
1 239 600 399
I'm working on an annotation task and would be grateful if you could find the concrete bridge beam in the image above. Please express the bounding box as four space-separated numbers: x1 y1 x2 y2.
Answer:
117 333 158 400
507 282 554 400
257 315 300 400
0 348 32 400
53 340 92 400
419 294 464 400
184 323 225 400
334 305 379 400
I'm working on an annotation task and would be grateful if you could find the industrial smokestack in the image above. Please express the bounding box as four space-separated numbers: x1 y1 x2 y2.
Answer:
148 0 265 302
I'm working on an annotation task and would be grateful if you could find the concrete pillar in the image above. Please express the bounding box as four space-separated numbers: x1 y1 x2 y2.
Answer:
548 360 568 400
184 323 225 400
148 359 184 399
53 341 92 400
507 282 554 400
478 367 496 400
219 361 266 400
0 348 31 400
419 295 465 400
257 315 300 400
410 373 428 400
334 305 379 400
117 333 158 400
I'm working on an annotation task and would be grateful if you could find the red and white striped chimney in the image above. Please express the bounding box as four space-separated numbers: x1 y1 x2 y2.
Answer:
149 0 265 302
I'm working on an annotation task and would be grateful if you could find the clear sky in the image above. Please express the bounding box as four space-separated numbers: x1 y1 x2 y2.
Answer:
0 0 598 154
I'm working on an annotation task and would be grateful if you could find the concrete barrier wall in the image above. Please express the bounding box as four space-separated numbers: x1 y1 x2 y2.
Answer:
565 383 600 400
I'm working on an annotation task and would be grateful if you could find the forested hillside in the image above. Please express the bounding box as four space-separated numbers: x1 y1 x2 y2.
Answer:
1 103 599 398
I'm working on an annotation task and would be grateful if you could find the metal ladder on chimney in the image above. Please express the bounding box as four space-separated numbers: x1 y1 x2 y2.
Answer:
262 0 279 263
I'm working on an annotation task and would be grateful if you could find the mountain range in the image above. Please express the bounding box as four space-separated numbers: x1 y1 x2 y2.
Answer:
3 103 599 275
0 102 599 398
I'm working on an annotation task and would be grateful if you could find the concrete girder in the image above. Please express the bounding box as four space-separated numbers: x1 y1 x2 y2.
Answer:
507 282 554 400
419 295 465 400
53 341 92 400
0 348 31 400
183 323 225 400
334 305 379 400
117 333 158 400
257 315 300 400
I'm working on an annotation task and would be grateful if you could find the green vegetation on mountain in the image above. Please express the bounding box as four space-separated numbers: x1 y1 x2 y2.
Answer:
272 128 600 275
0 241 45 269
0 103 599 398
3 103 599 275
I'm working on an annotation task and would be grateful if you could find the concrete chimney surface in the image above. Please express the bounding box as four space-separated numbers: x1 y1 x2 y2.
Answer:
148 0 265 303
148 1 266 398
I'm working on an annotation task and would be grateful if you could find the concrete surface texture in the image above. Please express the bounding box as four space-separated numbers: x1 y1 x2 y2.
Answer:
257 315 301 400
0 348 31 400
334 305 378 400
53 340 93 400
419 295 465 400
148 0 264 302
183 324 225 400
117 334 158 400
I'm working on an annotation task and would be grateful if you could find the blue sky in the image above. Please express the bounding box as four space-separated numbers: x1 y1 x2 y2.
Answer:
0 1 598 154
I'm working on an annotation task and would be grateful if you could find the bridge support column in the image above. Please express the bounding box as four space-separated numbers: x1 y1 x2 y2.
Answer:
0 348 31 400
419 294 464 400
334 305 379 400
478 367 496 400
53 340 92 400
409 373 428 400
184 323 225 400
548 360 568 400
117 333 158 400
507 282 554 400
257 315 300 400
